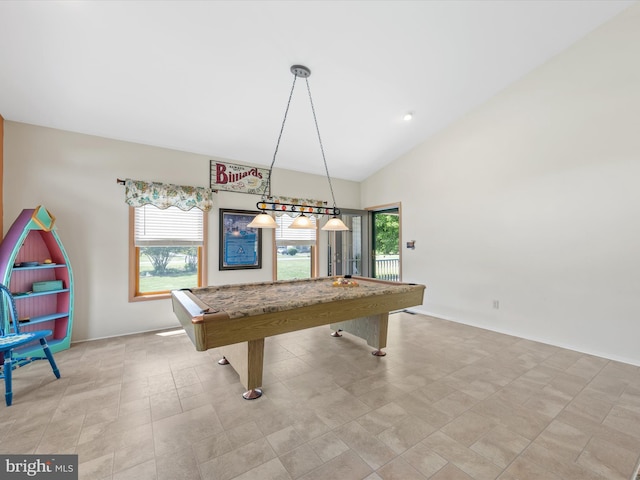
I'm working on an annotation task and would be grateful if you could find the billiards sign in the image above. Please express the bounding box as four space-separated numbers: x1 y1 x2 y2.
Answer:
210 160 269 195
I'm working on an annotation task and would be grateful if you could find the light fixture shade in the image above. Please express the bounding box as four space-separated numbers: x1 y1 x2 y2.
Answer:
289 214 316 229
247 212 277 229
321 217 349 231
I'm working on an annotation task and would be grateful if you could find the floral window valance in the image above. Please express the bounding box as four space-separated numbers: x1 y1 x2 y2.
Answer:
124 178 214 211
261 195 330 217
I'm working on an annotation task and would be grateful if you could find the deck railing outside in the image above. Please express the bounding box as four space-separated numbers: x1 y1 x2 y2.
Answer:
374 256 400 281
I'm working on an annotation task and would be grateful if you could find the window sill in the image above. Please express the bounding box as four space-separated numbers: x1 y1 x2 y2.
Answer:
129 292 171 302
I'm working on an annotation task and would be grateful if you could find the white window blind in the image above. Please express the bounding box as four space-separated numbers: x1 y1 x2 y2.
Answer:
134 205 203 246
275 214 317 246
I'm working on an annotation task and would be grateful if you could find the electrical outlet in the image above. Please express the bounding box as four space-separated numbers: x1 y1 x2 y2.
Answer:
493 300 500 309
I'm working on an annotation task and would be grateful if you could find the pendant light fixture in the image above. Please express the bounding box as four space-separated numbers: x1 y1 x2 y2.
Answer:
289 213 316 229
247 65 348 231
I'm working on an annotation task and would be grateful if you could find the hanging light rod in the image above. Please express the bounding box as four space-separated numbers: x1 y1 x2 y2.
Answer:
253 200 338 216
247 64 348 231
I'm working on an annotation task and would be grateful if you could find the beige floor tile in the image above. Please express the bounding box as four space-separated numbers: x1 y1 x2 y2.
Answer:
226 420 263 450
564 388 615 423
522 388 570 418
541 349 585 371
78 452 114 480
289 409 332 442
394 394 453 429
112 424 155 473
471 395 551 440
577 436 638 480
521 443 609 480
533 419 590 460
500 456 563 480
298 450 372 480
199 438 276 480
269 357 316 382
620 384 640 413
150 390 182 421
357 401 410 435
279 443 324 478
421 431 503 480
364 473 384 480
429 463 474 480
401 441 448 478
152 404 223 456
565 355 608 380
192 431 234 464
3 315 640 480
439 410 498 447
231 458 292 480
156 446 202 480
376 456 427 479
357 383 411 410
334 421 396 470
307 431 350 462
376 415 436 454
267 425 306 455
470 425 530 468
112 458 156 480
432 390 479 418
589 372 633 399
602 404 640 439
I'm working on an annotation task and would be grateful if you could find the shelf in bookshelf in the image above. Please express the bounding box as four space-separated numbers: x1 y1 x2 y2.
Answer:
12 264 66 271
12 289 70 298
13 312 69 327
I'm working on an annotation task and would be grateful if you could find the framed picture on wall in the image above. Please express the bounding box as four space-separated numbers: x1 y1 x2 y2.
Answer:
219 209 262 270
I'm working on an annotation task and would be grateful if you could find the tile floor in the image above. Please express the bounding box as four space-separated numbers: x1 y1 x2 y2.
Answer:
1 312 640 480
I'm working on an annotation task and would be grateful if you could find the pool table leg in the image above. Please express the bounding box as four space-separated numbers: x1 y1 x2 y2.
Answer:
218 338 265 400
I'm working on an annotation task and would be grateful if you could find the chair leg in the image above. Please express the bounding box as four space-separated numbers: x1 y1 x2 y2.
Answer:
4 357 13 406
39 338 61 379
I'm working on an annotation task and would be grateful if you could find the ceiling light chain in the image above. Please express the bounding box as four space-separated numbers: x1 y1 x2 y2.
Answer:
303 75 338 211
262 72 299 200
247 65 348 231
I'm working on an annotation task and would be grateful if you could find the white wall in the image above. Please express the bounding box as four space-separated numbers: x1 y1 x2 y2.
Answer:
362 5 640 365
3 123 360 342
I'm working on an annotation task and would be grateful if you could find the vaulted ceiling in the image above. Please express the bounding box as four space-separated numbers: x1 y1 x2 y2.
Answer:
0 1 633 181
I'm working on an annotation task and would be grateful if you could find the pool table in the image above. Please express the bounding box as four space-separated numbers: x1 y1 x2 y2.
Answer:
171 276 425 399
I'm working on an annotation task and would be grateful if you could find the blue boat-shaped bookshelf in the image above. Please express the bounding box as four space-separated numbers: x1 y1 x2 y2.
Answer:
0 206 74 355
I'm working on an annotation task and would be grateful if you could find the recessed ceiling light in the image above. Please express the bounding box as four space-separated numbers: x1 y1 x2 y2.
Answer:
403 112 413 121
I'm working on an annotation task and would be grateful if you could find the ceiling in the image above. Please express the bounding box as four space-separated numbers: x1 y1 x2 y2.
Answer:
0 1 634 182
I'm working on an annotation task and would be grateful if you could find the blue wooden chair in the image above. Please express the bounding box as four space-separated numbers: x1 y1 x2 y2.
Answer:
0 284 60 406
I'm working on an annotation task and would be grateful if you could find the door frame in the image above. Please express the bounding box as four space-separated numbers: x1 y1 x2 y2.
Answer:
367 202 402 281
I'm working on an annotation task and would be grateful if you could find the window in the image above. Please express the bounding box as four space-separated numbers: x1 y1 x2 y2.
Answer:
275 214 318 280
129 205 207 300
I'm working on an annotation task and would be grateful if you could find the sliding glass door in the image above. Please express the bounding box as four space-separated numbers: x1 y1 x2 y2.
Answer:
327 209 370 277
